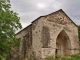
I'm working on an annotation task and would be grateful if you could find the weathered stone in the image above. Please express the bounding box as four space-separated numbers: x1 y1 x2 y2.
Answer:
41 26 51 48
11 9 79 60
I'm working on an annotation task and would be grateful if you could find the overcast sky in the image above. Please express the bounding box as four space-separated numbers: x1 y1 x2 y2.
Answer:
11 0 80 29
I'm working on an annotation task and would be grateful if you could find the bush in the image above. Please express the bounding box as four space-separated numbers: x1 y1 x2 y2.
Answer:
0 55 5 60
44 56 55 60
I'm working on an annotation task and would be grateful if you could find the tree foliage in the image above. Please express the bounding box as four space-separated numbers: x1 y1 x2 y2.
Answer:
0 0 22 59
78 25 80 41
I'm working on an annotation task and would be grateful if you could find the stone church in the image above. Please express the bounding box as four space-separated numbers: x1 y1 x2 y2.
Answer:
12 9 79 60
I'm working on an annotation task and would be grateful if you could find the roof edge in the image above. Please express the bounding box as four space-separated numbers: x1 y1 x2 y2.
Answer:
60 9 78 27
15 24 32 35
15 9 78 35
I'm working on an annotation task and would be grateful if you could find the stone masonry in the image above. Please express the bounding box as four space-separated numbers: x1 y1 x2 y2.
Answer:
12 9 79 60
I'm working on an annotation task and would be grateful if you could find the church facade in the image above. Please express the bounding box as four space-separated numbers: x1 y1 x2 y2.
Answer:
12 9 79 60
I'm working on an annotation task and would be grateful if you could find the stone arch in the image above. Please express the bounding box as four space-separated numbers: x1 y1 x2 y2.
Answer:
56 30 71 56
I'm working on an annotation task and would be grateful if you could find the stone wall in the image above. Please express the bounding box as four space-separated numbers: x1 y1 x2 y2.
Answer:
12 9 79 60
12 25 32 59
32 17 45 60
41 10 79 58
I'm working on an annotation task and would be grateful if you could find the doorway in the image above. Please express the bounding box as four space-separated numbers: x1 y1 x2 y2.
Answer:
56 30 71 56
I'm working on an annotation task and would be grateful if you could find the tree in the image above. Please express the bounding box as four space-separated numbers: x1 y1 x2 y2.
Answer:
78 25 80 41
0 0 22 59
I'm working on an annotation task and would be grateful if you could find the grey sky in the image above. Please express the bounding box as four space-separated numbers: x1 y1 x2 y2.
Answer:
11 0 80 28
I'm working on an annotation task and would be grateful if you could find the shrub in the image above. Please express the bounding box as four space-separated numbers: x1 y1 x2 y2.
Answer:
0 55 5 60
44 56 55 60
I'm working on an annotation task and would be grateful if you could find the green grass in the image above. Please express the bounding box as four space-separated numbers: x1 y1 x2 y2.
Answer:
44 53 80 60
10 53 80 60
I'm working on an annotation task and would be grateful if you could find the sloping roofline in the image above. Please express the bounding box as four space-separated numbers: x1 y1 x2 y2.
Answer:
32 9 78 27
58 9 78 27
15 24 32 35
16 9 78 35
